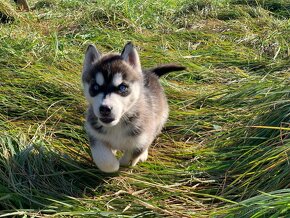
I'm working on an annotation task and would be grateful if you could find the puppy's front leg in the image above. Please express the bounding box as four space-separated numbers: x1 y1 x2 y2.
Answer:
131 147 148 166
89 137 119 173
119 147 148 167
119 150 131 167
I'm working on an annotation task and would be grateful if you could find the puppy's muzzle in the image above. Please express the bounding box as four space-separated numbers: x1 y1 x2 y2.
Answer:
99 105 111 116
99 105 115 124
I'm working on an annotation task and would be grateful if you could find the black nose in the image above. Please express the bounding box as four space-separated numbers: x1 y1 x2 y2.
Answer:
99 105 112 116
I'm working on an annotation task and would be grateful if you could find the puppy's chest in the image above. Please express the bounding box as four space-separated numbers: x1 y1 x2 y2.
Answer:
94 123 143 150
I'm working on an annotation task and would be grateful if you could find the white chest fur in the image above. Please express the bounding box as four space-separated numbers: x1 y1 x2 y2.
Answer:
86 122 148 151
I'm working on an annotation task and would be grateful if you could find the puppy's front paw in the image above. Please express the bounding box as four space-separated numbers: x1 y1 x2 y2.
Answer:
139 149 148 162
119 154 131 167
95 159 119 173
90 143 119 173
131 148 148 166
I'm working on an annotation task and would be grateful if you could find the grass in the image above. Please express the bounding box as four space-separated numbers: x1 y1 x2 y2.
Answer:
0 0 289 217
0 0 18 23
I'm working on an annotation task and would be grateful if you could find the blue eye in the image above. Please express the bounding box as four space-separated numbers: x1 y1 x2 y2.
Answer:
93 84 100 91
90 83 100 96
118 84 128 93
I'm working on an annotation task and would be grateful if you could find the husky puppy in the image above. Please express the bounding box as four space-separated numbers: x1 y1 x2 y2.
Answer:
82 42 185 173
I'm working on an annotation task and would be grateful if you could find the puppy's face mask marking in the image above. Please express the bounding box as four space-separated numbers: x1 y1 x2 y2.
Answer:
82 43 142 127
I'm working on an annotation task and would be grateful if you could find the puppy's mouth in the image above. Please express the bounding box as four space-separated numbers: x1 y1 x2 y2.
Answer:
99 117 115 124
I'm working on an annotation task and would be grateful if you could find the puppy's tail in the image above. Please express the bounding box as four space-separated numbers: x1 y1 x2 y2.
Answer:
150 64 186 77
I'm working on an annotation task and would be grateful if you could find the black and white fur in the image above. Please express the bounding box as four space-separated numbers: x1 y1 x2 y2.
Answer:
82 42 185 173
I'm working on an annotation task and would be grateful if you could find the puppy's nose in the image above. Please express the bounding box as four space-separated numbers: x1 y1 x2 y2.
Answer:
99 105 112 116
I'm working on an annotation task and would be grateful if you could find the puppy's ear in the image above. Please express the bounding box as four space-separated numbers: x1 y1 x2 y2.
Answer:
83 44 101 78
121 42 141 73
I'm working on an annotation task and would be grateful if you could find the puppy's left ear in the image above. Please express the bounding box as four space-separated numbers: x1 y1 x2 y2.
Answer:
121 42 141 73
83 44 101 74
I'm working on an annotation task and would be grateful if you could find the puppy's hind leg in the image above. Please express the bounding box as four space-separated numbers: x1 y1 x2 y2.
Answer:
89 137 119 173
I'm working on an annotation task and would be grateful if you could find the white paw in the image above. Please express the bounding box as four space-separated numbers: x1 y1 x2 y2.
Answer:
139 149 148 162
131 149 148 166
95 159 119 173
90 143 119 173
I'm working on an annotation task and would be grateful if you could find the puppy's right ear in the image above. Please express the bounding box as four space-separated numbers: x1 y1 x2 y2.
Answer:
82 44 101 77
121 42 141 73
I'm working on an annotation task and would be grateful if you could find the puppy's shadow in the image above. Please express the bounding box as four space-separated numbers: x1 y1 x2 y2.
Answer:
3 142 118 209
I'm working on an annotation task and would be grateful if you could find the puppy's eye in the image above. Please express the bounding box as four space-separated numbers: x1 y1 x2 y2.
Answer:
118 83 128 94
89 83 100 97
93 84 100 91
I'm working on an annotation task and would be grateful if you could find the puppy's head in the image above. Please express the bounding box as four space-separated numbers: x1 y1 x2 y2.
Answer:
82 42 142 127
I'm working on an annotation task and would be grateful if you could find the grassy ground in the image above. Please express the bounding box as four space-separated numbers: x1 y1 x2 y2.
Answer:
0 0 289 217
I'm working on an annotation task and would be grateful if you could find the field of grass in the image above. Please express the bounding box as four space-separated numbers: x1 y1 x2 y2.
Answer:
0 0 289 217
